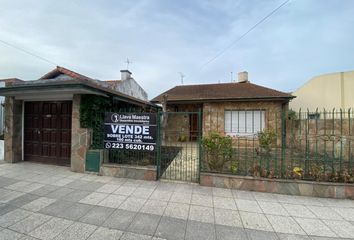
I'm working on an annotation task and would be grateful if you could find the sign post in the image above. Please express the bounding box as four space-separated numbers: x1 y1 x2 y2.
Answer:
104 112 157 151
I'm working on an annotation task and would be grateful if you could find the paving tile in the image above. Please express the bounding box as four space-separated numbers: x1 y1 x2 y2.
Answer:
252 192 278 202
322 219 354 238
22 197 56 212
189 205 214 223
236 199 262 213
19 235 39 240
28 185 59 197
239 211 273 231
53 222 97 240
102 209 137 230
193 186 213 196
306 205 342 220
120 232 152 240
150 190 172 201
214 208 243 228
294 217 337 237
258 201 289 216
9 212 51 234
0 209 32 227
163 202 190 220
4 181 31 191
266 214 305 235
332 207 354 221
57 202 93 220
66 180 89 190
62 190 91 202
119 197 146 212
131 187 155 199
191 193 213 207
213 196 237 210
170 192 192 204
212 188 233 198
28 217 73 240
114 186 137 196
246 229 278 240
79 206 114 226
140 199 168 215
232 190 255 200
96 184 120 194
127 212 161 236
98 194 126 208
87 226 123 240
0 204 16 216
38 200 73 216
155 216 186 240
79 192 109 205
185 220 215 240
8 194 39 207
22 183 45 193
46 187 74 199
282 204 316 218
174 184 193 194
155 182 177 192
79 182 105 192
215 225 248 240
0 228 24 240
0 191 25 203
277 233 311 240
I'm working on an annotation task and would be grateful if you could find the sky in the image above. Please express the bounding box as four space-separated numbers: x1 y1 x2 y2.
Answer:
0 0 353 99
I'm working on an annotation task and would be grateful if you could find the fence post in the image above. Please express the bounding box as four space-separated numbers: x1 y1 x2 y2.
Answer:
198 109 202 183
156 111 161 180
281 105 286 177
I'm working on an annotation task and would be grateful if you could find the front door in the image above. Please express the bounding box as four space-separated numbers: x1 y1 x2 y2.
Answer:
189 114 198 141
24 101 72 165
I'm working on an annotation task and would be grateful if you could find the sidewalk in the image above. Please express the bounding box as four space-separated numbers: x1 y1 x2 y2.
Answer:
0 161 353 240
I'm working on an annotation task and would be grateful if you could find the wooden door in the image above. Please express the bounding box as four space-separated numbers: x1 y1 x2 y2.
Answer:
189 114 198 141
24 101 72 165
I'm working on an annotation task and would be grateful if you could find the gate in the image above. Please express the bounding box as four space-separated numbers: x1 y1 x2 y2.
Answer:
156 111 202 182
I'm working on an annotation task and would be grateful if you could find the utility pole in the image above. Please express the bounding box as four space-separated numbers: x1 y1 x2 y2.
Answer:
230 71 233 82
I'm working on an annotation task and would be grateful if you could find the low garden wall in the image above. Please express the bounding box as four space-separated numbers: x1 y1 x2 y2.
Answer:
100 164 156 181
200 172 354 199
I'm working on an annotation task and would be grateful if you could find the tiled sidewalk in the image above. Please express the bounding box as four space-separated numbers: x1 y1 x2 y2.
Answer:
0 162 354 239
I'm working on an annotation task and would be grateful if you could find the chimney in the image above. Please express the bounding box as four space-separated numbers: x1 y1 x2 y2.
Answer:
120 70 132 80
238 71 249 83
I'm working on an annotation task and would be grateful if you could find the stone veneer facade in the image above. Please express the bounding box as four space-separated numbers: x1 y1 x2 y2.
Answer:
4 96 23 163
200 172 354 199
71 94 91 172
4 94 91 173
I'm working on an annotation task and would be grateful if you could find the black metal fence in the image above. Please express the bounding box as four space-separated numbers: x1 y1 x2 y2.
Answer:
201 109 354 183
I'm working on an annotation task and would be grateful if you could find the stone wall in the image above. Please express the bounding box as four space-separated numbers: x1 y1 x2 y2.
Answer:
100 164 156 181
71 94 91 172
200 172 354 199
4 97 23 163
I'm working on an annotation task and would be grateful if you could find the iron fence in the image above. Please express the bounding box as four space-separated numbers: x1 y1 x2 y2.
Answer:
201 109 354 183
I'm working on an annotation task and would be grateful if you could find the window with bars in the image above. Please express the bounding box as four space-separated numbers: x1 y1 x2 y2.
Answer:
224 110 265 136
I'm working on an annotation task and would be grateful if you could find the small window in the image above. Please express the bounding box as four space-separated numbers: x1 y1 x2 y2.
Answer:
308 113 320 120
224 110 265 136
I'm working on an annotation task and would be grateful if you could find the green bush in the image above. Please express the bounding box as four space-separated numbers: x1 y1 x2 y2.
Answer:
202 132 233 172
258 128 277 152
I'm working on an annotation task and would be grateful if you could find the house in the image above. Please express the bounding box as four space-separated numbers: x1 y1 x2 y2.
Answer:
290 70 354 112
151 71 294 141
0 66 156 172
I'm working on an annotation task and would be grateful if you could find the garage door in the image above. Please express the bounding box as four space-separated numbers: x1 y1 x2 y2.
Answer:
24 101 72 166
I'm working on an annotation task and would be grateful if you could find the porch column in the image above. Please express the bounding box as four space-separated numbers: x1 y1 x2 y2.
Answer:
71 94 91 172
4 96 23 163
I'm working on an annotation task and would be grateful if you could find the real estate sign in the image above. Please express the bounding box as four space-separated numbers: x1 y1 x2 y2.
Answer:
104 112 157 151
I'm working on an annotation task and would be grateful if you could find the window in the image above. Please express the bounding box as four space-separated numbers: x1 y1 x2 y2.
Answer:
224 110 265 136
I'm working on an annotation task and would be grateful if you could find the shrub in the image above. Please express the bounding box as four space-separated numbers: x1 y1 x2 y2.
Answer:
258 128 277 152
202 132 233 172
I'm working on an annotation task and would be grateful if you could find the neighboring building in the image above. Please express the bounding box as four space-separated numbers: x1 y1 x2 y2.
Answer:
290 70 354 112
103 70 148 101
151 71 294 141
0 66 155 171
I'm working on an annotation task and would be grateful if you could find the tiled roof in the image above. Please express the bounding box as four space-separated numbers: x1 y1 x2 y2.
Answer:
151 82 294 103
39 66 92 81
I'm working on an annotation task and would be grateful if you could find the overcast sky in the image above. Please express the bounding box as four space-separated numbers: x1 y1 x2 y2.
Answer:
0 0 353 99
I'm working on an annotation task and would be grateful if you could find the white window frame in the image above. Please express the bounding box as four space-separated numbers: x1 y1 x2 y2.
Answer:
224 109 265 137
